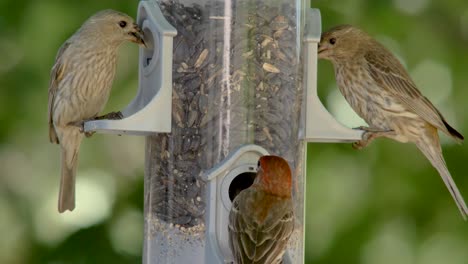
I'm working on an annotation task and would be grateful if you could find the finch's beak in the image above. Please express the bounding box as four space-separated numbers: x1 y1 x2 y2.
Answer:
129 23 146 47
317 42 327 58
317 43 326 54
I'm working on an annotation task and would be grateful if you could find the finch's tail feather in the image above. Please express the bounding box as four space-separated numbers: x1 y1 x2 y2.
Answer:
58 127 83 213
59 152 77 213
442 119 464 143
416 134 468 220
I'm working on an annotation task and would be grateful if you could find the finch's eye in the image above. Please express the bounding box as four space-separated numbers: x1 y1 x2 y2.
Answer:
119 21 127 28
329 38 336 45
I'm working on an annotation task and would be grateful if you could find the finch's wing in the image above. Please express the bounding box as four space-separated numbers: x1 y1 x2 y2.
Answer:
228 190 294 264
228 198 249 264
365 48 463 142
48 42 70 144
257 202 294 264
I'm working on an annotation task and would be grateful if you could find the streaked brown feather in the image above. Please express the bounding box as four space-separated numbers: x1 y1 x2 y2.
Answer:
228 188 294 264
48 42 70 144
364 45 463 142
319 24 467 219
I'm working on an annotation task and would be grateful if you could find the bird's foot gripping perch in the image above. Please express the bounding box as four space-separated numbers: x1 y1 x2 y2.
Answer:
352 127 395 150
94 111 123 120
69 111 124 137
69 121 95 137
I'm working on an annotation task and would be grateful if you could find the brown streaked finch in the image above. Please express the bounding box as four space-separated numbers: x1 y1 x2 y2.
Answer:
228 155 294 264
48 9 145 213
318 24 467 219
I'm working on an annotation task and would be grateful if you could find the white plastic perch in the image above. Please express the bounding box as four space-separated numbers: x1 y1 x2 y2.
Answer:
301 9 363 143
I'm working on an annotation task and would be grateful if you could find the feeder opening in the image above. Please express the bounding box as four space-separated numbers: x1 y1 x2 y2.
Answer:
142 26 157 68
228 171 256 201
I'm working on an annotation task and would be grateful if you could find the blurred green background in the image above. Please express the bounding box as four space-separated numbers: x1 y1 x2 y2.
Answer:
0 0 467 263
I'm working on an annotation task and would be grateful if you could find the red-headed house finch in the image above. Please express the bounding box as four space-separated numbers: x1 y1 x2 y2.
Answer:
318 25 467 219
48 10 145 213
228 155 294 264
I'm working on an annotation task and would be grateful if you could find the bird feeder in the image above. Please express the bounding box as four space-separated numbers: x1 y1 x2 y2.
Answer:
83 0 363 263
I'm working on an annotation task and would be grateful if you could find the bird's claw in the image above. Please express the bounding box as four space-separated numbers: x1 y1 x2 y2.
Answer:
84 131 95 138
352 127 379 149
352 139 368 150
352 134 371 150
353 126 389 133
68 120 95 137
352 129 395 150
353 126 368 130
69 121 85 131
94 111 123 120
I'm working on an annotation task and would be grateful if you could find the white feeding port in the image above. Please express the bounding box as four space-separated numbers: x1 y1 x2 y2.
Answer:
202 144 269 263
301 9 363 143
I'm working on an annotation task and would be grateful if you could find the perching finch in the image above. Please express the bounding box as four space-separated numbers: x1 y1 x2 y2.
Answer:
48 10 145 213
228 155 294 264
318 25 467 219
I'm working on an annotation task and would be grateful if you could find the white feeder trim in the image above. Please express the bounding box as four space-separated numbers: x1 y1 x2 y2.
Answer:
301 9 364 142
